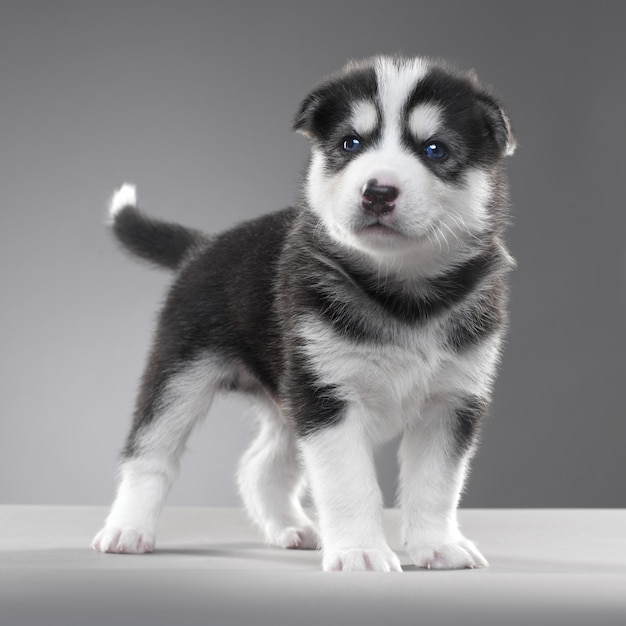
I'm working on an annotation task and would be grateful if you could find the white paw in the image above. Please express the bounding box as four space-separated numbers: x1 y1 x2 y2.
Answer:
109 183 137 218
273 525 320 550
91 526 154 554
323 547 403 572
409 537 488 570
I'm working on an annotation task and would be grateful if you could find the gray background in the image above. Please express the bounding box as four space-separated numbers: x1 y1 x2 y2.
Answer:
0 0 624 508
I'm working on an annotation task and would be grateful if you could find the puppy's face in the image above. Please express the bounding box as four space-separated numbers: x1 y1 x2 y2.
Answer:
294 57 515 258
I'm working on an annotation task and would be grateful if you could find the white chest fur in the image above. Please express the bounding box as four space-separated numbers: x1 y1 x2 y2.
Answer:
295 313 461 442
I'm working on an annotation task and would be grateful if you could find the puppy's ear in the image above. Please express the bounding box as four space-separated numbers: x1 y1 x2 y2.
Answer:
292 91 318 139
477 92 517 157
293 86 329 140
294 63 377 141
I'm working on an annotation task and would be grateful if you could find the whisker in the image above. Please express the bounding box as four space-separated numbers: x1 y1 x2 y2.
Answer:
432 224 444 255
440 221 460 248
448 211 482 243
436 222 451 254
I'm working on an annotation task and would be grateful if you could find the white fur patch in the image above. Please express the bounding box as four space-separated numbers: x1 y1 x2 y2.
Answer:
237 396 319 549
408 103 443 141
300 413 401 572
91 457 166 553
399 423 488 569
92 355 218 554
109 183 137 218
306 57 495 271
375 57 430 143
350 100 378 136
296 313 502 437
295 313 443 442
296 312 499 570
134 357 217 459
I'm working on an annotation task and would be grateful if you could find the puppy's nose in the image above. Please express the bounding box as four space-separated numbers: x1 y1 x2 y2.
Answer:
361 179 399 216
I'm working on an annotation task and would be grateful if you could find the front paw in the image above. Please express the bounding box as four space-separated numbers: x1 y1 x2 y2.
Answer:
91 526 155 554
323 547 403 572
408 536 488 570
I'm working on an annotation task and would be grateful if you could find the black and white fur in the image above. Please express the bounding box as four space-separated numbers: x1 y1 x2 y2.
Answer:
92 55 515 572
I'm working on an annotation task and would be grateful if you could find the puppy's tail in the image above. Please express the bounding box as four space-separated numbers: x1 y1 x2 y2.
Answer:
107 184 208 270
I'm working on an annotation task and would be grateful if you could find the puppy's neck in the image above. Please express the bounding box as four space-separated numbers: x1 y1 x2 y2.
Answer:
311 214 490 284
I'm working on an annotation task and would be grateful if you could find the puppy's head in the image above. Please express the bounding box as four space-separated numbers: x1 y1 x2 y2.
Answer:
294 56 515 259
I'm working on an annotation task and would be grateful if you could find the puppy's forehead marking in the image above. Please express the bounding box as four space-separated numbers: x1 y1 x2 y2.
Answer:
374 57 431 137
408 103 444 141
350 100 378 136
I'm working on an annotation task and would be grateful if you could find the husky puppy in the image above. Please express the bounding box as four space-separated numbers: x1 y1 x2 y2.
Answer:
92 55 515 572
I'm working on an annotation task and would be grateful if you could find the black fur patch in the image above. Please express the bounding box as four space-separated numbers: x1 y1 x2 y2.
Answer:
297 250 504 344
122 209 298 451
446 279 507 352
293 66 378 140
273 210 508 345
294 66 382 173
452 396 489 457
284 351 347 438
113 206 207 270
340 249 502 325
401 65 513 182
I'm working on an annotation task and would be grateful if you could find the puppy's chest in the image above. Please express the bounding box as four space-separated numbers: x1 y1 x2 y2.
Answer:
296 313 451 416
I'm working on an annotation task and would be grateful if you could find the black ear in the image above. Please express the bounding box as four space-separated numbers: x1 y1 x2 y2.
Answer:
292 85 330 140
476 92 516 157
292 91 319 138
293 61 377 141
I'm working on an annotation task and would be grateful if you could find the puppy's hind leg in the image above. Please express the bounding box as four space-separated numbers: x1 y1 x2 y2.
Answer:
237 398 319 550
92 354 217 554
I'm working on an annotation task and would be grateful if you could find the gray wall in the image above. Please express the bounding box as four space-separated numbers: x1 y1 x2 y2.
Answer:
1 0 624 508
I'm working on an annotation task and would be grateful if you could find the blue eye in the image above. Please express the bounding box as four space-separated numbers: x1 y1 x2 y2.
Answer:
342 136 362 152
424 141 448 160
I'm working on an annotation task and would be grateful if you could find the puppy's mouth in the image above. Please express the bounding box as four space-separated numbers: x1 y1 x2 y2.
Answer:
353 216 436 248
357 217 405 238
363 222 400 235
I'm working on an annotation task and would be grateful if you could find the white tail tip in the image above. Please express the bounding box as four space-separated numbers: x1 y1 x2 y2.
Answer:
109 183 137 218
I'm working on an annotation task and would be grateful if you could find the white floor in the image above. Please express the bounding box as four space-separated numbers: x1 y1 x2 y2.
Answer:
1 507 625 625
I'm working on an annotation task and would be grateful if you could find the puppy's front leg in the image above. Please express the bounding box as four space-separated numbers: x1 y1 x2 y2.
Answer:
399 396 489 570
299 410 402 572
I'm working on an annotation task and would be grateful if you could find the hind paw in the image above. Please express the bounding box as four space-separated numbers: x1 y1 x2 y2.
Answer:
272 524 320 550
